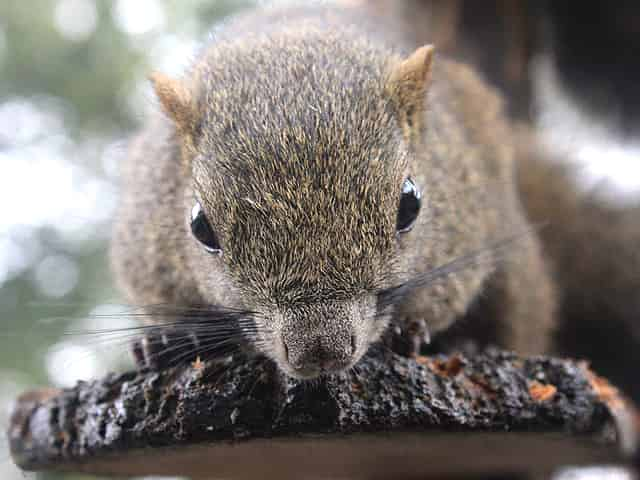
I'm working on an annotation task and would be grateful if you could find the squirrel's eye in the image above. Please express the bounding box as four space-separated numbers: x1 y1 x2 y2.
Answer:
190 201 222 255
396 177 421 233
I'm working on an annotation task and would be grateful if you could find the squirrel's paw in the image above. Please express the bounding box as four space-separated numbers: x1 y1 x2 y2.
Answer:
131 330 201 370
387 317 431 357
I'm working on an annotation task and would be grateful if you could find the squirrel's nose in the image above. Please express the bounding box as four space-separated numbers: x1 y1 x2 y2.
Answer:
283 333 357 378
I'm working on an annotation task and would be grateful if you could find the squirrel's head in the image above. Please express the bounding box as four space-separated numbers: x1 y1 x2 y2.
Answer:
151 38 434 379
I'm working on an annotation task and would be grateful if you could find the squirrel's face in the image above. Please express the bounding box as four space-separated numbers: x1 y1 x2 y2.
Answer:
187 142 423 378
152 39 434 378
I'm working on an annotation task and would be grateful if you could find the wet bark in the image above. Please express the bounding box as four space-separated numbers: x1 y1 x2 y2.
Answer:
7 348 639 479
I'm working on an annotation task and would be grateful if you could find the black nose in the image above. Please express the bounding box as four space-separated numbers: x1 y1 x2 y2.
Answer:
283 333 357 377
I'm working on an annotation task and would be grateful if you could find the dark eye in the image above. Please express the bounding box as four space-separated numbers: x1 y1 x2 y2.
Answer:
396 177 421 233
190 201 222 254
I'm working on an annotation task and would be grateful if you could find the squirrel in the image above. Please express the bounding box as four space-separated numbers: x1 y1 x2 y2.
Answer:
111 6 555 380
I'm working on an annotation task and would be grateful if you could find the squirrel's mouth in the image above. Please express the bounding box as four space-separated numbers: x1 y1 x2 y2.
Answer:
274 331 361 380
276 354 360 380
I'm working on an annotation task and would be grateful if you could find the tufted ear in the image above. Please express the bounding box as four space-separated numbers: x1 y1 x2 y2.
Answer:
150 72 197 141
387 45 435 142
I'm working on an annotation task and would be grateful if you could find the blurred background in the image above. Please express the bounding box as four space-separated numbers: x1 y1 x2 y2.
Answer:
0 1 638 480
0 1 253 479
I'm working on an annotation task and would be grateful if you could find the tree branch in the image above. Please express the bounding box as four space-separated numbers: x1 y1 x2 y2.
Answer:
7 348 639 478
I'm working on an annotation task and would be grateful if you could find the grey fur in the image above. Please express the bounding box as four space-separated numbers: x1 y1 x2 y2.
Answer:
111 6 554 379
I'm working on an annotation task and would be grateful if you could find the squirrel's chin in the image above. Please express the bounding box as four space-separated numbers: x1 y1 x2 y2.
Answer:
273 355 361 381
279 365 353 381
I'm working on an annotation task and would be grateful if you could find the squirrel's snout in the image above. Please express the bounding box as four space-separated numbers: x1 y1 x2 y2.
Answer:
277 300 370 379
281 332 358 379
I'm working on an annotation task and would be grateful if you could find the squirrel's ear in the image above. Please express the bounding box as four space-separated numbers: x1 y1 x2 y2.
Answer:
387 45 435 141
150 72 197 138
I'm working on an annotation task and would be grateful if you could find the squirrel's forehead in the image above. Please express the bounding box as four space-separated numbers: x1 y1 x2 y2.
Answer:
193 138 407 205
195 162 403 212
197 37 395 129
199 88 395 145
195 103 407 183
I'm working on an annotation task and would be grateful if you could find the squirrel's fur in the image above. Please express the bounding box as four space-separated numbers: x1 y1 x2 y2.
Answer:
111 6 555 378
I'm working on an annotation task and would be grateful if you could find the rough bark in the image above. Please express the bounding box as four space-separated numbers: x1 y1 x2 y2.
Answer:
7 348 639 479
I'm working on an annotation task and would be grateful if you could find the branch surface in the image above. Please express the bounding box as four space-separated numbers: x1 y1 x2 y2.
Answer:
8 348 639 478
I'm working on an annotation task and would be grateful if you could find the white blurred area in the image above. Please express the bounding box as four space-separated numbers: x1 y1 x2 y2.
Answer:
533 55 640 205
113 0 167 35
44 303 138 387
554 466 635 480
54 0 99 42
0 97 119 283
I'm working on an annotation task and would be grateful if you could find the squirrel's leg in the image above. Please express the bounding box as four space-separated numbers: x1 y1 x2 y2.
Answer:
388 316 430 357
130 308 253 370
488 237 556 355
131 325 201 370
454 236 556 356
389 236 556 357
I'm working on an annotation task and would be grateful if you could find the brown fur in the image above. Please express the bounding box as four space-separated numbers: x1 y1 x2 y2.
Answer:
111 6 555 379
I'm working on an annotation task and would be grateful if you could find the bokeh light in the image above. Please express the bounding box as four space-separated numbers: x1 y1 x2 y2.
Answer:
53 0 99 42
534 55 640 204
554 466 633 480
34 254 80 298
113 0 166 36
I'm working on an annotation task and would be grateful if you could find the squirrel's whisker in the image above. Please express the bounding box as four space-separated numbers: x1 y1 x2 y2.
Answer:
377 229 541 312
